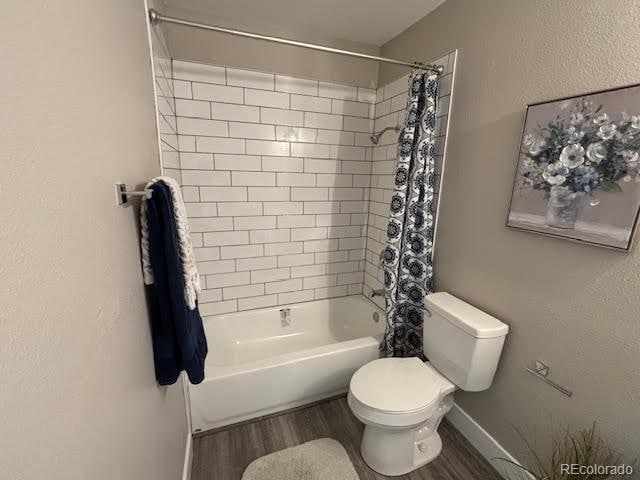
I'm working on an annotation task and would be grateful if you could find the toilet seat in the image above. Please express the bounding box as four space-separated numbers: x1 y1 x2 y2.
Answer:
348 357 454 427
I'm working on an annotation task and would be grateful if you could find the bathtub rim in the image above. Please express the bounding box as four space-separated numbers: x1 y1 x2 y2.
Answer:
201 293 384 324
204 334 383 379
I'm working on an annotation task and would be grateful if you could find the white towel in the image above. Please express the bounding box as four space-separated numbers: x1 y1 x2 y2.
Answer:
140 176 201 310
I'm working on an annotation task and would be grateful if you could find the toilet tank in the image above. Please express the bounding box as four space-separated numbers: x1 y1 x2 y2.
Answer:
423 292 508 391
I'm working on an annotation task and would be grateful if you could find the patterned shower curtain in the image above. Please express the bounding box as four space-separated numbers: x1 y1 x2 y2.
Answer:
381 71 438 358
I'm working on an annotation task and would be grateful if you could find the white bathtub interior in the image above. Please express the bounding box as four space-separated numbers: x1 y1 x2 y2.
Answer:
205 295 385 366
190 295 385 432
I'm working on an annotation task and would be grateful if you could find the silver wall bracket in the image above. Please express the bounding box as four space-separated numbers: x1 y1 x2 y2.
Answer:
525 360 573 397
149 8 161 25
115 183 151 206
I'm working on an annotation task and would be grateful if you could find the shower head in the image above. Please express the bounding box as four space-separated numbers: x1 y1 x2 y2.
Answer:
369 125 402 145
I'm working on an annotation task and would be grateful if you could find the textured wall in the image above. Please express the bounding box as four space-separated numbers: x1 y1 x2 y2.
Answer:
0 1 188 479
380 0 640 465
162 6 380 88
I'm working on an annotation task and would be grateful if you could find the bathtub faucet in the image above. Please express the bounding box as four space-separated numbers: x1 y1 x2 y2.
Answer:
280 308 291 327
370 289 385 298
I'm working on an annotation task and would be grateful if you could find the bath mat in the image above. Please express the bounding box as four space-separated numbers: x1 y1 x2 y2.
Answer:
241 438 360 480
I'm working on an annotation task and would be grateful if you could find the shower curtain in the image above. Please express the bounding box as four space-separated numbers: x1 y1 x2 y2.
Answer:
381 71 438 358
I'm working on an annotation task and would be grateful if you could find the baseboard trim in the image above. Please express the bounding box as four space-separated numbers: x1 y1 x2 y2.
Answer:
182 432 193 480
446 403 532 480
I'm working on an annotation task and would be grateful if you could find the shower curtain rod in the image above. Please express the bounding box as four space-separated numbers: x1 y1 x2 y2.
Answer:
148 9 444 75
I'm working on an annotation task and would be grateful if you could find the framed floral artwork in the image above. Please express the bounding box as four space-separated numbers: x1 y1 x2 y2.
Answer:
507 83 640 250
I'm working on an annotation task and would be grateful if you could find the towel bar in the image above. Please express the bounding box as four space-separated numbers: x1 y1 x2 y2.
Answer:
525 361 573 397
115 183 151 205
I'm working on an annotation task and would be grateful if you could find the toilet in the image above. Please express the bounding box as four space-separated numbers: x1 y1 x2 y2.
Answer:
348 292 509 476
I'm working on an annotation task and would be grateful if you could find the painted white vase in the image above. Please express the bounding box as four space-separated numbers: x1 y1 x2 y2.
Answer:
545 186 582 229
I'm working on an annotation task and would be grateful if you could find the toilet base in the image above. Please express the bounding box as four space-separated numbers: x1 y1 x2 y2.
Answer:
356 393 454 476
360 424 443 476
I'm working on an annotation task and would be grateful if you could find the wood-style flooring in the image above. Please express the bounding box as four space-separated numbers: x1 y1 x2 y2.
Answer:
191 396 502 480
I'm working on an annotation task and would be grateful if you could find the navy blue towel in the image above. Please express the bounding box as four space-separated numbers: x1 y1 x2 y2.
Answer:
145 181 207 385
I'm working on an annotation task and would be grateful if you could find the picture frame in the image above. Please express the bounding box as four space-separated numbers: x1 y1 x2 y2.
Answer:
507 83 640 251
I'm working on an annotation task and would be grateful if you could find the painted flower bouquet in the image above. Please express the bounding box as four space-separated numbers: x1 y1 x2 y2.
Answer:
519 99 640 228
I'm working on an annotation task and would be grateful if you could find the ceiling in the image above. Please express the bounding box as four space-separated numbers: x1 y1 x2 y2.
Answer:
163 0 446 47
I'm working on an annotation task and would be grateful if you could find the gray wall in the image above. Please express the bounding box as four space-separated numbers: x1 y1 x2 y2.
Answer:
0 1 188 479
163 6 380 88
380 0 640 465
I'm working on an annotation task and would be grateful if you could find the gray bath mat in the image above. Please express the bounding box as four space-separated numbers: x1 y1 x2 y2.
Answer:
242 438 360 480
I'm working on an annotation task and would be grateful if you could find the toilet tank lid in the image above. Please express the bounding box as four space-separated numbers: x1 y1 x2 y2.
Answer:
425 292 509 338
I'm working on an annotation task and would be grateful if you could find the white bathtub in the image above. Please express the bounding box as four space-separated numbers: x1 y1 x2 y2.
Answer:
189 295 385 432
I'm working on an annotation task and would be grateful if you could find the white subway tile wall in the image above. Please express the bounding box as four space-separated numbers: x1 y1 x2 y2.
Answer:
363 51 457 308
161 53 456 315
171 60 379 314
150 21 180 182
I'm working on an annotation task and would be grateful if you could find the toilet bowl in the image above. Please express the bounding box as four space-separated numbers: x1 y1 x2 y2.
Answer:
348 357 456 476
348 292 509 476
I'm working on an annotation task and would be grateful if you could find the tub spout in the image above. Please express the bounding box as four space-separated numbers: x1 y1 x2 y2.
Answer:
370 289 385 298
280 308 291 326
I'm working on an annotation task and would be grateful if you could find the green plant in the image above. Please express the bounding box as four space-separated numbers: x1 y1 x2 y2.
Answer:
496 423 633 480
